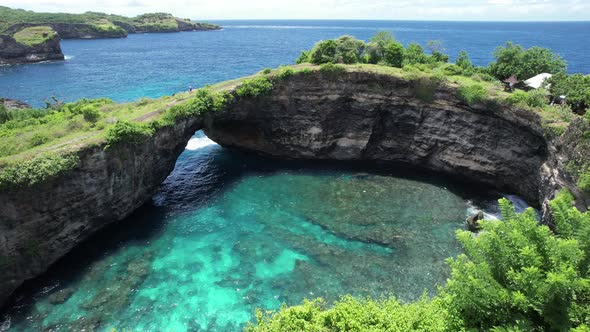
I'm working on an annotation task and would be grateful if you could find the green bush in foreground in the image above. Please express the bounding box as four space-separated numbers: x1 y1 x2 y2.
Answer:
0 153 79 189
105 121 154 148
246 193 590 331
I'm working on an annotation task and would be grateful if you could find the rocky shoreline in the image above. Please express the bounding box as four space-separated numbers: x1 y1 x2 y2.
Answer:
0 70 588 309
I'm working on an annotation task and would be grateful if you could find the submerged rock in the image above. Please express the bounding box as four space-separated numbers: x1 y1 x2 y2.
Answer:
47 288 75 305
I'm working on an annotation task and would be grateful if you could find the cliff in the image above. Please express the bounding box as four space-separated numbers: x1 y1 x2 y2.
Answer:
0 117 202 308
0 32 64 65
0 7 221 40
0 68 586 309
3 22 127 39
205 71 549 203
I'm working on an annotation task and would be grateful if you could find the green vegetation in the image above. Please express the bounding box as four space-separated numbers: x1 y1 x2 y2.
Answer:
12 26 57 46
235 77 274 98
549 73 590 113
457 84 487 106
0 6 219 35
298 32 448 69
318 63 347 79
105 121 154 148
579 171 590 193
0 153 79 189
488 42 567 80
247 192 590 331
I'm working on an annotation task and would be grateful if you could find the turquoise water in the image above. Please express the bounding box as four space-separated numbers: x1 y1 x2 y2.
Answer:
1 132 528 331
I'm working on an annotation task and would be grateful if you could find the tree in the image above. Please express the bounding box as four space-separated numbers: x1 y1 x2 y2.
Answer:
550 73 590 113
367 31 395 64
456 50 473 70
403 43 429 65
0 104 9 124
334 35 365 64
427 40 444 53
488 42 567 80
309 39 338 65
307 36 366 65
383 41 404 68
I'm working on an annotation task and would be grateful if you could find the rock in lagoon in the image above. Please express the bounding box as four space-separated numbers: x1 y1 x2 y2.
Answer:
466 210 484 232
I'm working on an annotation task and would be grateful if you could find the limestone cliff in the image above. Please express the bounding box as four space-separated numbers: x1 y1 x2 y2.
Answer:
0 117 201 308
0 33 64 65
0 70 586 309
206 71 548 203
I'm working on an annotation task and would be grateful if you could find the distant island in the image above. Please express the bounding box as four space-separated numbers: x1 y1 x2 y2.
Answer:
0 6 222 65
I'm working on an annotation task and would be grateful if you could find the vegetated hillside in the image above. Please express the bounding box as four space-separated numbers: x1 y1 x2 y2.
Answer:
0 6 221 38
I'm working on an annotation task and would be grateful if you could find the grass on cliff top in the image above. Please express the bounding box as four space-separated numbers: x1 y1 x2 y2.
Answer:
0 63 574 172
12 26 57 46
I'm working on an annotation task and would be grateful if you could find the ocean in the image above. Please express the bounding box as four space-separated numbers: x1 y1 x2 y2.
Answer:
1 20 589 107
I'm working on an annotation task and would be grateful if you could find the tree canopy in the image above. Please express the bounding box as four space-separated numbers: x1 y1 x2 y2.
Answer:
488 42 567 80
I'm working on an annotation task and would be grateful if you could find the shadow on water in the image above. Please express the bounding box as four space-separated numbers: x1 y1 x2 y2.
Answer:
1 131 533 331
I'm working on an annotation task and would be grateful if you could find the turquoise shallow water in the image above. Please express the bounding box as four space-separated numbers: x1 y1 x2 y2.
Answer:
1 133 528 331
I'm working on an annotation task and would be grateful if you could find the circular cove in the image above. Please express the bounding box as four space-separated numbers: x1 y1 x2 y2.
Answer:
0 131 530 332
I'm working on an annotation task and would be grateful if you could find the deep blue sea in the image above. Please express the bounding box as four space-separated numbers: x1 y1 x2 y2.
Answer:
1 20 589 107
0 20 573 331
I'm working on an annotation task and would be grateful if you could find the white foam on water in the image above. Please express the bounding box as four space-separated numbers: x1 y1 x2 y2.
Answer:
64 55 75 60
185 136 217 151
0 316 10 332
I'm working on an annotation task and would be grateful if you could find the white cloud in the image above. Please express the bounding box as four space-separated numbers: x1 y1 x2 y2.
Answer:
2 0 589 20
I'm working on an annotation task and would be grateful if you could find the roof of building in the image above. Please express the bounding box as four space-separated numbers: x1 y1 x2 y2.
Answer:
524 73 553 89
503 75 519 84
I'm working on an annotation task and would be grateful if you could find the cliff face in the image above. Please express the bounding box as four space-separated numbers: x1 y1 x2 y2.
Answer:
0 34 64 65
206 72 548 203
0 117 202 308
0 70 584 309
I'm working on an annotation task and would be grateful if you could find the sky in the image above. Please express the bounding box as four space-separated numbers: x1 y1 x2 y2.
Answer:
2 0 589 21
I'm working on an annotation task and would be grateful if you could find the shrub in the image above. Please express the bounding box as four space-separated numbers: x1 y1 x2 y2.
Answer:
457 84 487 105
236 77 273 98
295 50 310 64
29 133 49 147
0 153 79 189
82 106 101 123
105 121 154 148
456 50 473 70
526 89 550 108
135 97 152 106
579 171 590 193
247 194 590 331
319 63 346 79
507 90 529 105
488 42 567 80
366 31 396 64
309 39 338 64
442 64 464 76
262 68 272 74
275 67 295 80
0 105 9 124
383 41 404 68
245 296 451 332
403 43 429 66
